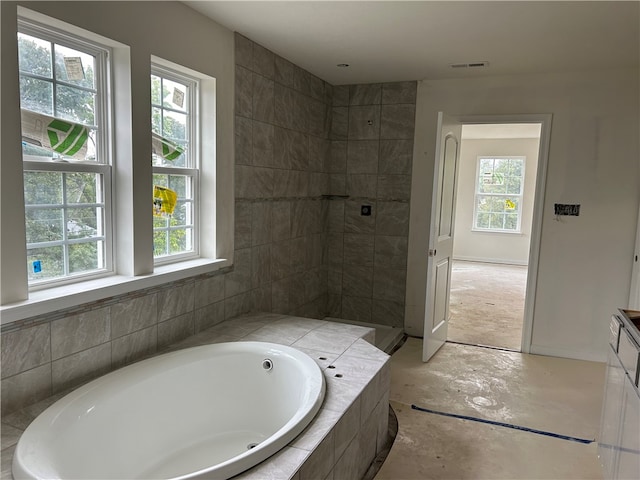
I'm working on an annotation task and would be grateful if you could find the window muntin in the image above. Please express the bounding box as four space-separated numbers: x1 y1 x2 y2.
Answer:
473 156 525 233
151 66 198 262
18 20 112 287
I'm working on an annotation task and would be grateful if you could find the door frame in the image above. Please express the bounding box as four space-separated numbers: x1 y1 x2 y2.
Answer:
451 113 552 353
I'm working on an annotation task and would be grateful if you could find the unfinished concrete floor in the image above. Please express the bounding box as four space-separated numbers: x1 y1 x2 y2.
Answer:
375 337 606 480
448 260 528 351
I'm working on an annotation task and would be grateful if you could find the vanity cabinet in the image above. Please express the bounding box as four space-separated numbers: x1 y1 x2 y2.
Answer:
598 311 640 479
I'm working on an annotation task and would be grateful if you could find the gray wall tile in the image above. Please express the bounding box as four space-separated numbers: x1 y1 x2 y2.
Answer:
330 107 348 140
349 84 381 105
371 299 405 327
224 291 253 320
252 244 272 287
157 282 195 323
235 115 252 165
374 235 408 268
195 301 225 332
376 201 410 236
252 43 275 79
379 139 413 174
51 307 110 360
332 86 349 107
327 201 345 233
329 142 347 173
342 265 373 298
343 234 374 267
111 326 157 369
252 121 275 167
194 274 225 309
274 84 296 129
275 56 294 87
347 174 377 198
252 74 275 124
111 294 157 339
52 343 111 393
341 295 372 322
271 240 292 281
328 174 346 196
347 141 379 174
235 65 253 118
348 105 380 140
235 200 252 249
158 312 194 349
380 104 416 140
225 248 252 297
251 202 273 246
234 33 253 69
377 174 411 200
1 324 50 378
272 200 291 242
1 364 51 415
344 200 376 234
373 267 407 302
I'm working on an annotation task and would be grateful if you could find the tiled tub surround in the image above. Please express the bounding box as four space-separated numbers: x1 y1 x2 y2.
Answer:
2 313 391 480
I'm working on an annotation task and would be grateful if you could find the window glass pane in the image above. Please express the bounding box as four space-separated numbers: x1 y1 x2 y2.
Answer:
170 201 188 226
163 110 187 141
54 44 95 89
56 85 95 125
20 77 53 115
169 228 192 254
67 207 99 239
490 213 505 230
151 75 162 105
153 230 168 256
69 241 100 273
151 106 162 135
66 172 100 204
504 214 518 230
168 175 187 197
505 176 522 194
476 212 490 229
26 208 63 243
24 171 63 204
18 33 52 77
162 78 188 112
27 245 64 281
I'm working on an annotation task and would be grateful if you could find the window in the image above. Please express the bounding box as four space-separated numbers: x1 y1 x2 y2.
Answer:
151 65 198 263
473 156 525 233
18 20 112 286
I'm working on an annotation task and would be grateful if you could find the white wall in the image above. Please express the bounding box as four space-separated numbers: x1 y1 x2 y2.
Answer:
406 68 640 362
453 137 540 265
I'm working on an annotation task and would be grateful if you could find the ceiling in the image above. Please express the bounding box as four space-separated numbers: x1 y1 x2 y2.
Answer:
461 123 541 140
184 1 639 85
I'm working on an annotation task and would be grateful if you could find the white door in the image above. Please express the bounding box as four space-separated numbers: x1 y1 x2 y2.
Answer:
423 113 462 362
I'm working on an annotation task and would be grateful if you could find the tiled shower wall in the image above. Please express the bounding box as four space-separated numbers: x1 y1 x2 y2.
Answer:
326 83 416 327
0 34 415 417
233 33 332 319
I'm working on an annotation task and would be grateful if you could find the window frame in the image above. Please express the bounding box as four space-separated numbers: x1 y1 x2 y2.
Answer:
1 6 232 324
472 155 526 234
150 63 200 265
18 18 114 290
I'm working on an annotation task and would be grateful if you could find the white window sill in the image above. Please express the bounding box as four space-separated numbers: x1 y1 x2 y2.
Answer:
0 257 231 325
471 228 524 236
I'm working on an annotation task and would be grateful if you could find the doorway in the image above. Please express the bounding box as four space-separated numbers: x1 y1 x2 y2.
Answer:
446 123 542 351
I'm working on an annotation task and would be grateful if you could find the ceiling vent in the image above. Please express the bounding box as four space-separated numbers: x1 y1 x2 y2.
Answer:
450 61 490 69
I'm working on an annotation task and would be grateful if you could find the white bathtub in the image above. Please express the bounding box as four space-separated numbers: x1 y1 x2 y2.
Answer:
12 341 326 480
